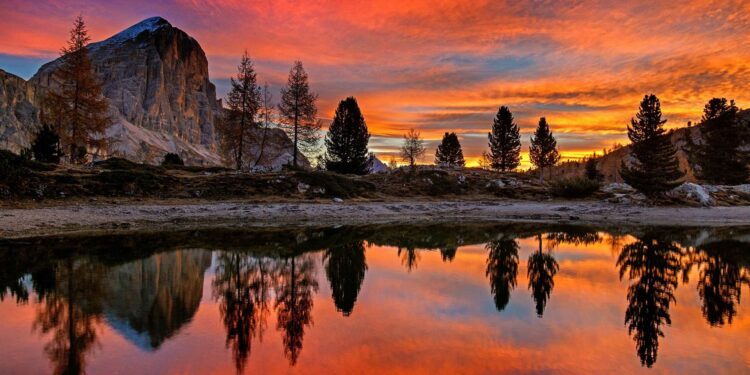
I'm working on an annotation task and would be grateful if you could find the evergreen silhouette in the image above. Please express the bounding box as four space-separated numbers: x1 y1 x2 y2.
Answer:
43 15 110 163
693 98 749 184
529 117 560 181
324 241 368 316
617 234 681 368
324 97 371 174
217 51 261 170
527 234 558 317
584 157 603 181
398 246 420 272
620 94 684 195
435 132 465 167
694 242 749 327
440 246 458 262
487 106 521 171
31 124 63 163
486 236 519 311
279 61 320 168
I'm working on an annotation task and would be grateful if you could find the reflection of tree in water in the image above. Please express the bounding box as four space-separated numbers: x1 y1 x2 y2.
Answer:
32 258 106 375
486 237 519 312
398 247 420 272
324 241 367 316
617 235 681 368
440 246 457 262
546 229 602 248
527 234 559 317
212 253 275 374
275 255 318 365
688 241 750 327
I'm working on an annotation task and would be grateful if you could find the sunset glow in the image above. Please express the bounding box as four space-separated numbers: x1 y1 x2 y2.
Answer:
1 0 749 166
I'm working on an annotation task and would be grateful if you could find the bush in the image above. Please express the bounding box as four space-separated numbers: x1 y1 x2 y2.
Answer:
550 176 600 198
162 153 184 166
294 171 375 198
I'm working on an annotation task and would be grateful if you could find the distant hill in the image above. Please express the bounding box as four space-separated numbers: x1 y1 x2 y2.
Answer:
549 111 750 183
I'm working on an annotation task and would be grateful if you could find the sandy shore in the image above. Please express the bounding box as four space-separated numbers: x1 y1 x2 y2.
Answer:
1 200 749 238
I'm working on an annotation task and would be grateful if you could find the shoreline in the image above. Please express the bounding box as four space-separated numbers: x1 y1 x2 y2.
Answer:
2 199 749 238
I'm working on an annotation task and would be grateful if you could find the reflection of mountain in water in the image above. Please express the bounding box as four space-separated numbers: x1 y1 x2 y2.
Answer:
102 249 212 350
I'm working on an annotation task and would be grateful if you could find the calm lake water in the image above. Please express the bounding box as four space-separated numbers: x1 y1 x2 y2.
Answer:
1 224 749 374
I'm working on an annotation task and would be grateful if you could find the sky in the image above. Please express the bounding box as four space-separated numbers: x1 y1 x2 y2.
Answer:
1 0 750 166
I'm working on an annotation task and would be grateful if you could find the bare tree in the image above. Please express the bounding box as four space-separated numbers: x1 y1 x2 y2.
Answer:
400 129 425 168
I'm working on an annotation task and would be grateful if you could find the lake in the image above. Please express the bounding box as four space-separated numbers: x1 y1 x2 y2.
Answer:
1 224 749 374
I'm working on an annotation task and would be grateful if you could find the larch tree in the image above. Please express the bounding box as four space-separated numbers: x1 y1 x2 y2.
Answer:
44 15 110 164
435 132 465 167
324 97 371 174
620 94 684 195
487 106 521 171
693 98 749 184
529 117 560 181
400 129 426 168
278 61 320 168
217 51 261 170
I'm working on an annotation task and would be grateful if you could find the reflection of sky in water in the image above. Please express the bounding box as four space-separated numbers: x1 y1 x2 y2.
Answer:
0 231 749 374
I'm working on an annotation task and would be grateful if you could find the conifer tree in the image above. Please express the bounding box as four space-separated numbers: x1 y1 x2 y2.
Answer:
217 51 261 170
31 124 63 164
279 61 320 168
435 132 465 167
529 117 560 181
487 106 521 171
584 157 603 181
620 94 684 194
44 15 110 163
694 98 749 184
325 97 370 174
400 129 426 168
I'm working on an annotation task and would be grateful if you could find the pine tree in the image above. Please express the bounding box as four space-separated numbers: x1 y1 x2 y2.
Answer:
217 51 261 170
324 97 371 174
584 157 603 181
694 98 749 184
529 117 560 181
487 106 521 171
279 61 320 168
31 124 63 164
44 15 110 164
435 132 465 167
620 94 684 195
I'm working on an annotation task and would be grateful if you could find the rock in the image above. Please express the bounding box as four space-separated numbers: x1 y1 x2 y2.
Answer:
667 182 713 206
297 182 310 193
0 69 40 153
332 197 343 203
602 182 636 193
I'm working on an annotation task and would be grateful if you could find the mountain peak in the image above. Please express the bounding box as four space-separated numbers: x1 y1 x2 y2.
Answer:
96 17 173 46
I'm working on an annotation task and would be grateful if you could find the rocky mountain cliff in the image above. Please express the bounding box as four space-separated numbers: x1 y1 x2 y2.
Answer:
1 17 308 169
0 69 41 153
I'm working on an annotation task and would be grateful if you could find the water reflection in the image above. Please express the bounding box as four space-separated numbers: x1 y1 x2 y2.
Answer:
1 224 749 373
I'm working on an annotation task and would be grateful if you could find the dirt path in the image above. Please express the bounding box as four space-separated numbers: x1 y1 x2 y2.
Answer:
2 200 749 238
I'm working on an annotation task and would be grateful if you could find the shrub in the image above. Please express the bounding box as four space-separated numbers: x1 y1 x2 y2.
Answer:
162 153 184 166
550 176 600 198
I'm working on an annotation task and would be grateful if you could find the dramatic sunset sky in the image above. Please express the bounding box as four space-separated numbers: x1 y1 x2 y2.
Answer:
1 0 749 166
